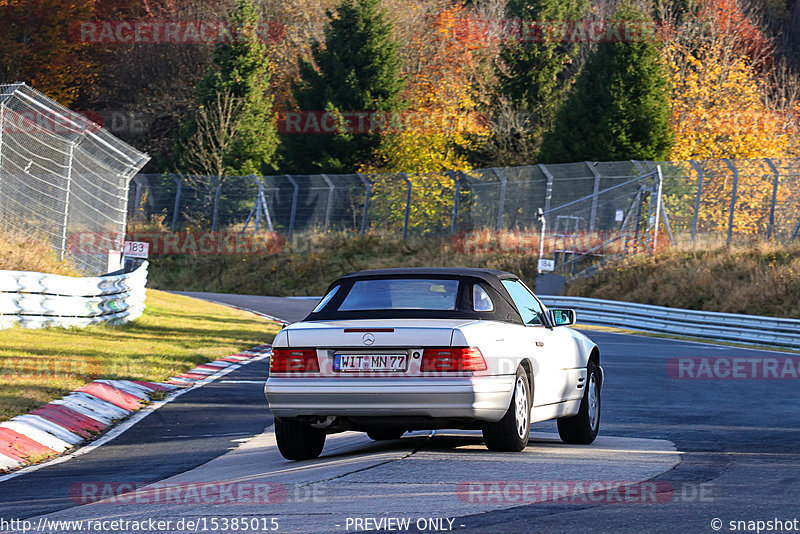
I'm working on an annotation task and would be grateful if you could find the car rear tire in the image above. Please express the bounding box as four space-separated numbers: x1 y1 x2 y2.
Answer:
482 366 531 452
274 419 326 460
366 429 405 441
557 360 601 444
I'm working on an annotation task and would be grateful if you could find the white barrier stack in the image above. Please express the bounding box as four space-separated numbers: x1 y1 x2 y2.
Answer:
0 261 148 329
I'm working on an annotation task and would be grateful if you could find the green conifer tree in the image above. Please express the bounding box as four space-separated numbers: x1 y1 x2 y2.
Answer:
539 4 673 163
282 0 404 174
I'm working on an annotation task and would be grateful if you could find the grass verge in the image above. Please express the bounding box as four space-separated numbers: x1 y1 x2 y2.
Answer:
566 243 800 318
0 228 78 275
147 234 544 296
0 290 280 421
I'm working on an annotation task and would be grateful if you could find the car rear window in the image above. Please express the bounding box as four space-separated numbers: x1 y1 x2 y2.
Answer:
337 279 459 311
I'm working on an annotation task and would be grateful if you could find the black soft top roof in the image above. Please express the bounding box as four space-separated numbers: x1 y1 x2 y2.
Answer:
340 267 518 282
305 267 526 324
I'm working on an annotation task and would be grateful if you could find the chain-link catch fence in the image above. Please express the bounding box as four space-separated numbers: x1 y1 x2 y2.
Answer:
0 83 150 275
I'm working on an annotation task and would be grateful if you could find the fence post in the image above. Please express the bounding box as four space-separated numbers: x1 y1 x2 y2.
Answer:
171 175 182 231
286 174 299 239
0 101 5 214
401 173 412 240
632 185 646 254
491 168 506 232
537 208 547 274
133 179 143 217
253 178 262 233
586 161 601 232
211 178 222 232
689 160 704 245
241 176 274 235
258 176 274 233
358 174 370 235
448 171 460 235
538 164 554 215
653 165 664 253
241 182 257 234
633 162 674 247
764 158 780 241
321 174 335 232
659 196 676 246
60 140 75 260
722 159 738 246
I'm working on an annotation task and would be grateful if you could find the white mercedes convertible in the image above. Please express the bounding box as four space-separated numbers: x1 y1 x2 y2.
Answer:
265 268 602 460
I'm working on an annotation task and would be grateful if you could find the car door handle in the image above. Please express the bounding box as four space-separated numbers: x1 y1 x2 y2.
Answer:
535 341 544 347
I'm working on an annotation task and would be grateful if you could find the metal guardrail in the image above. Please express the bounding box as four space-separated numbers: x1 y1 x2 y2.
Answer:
0 262 148 329
539 296 800 349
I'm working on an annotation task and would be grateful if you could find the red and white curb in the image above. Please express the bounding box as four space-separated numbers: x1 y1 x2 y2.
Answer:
0 344 271 474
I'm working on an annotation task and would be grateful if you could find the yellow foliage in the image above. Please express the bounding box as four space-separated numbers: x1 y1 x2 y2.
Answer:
361 4 489 232
665 35 798 235
364 4 489 174
668 44 791 161
366 172 456 234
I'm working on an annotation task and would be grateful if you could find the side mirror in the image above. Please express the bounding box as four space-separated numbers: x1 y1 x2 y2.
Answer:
549 308 576 327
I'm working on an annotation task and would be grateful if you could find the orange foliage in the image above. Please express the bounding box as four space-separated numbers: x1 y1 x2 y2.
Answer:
697 0 773 70
0 0 100 105
665 0 797 235
368 4 489 173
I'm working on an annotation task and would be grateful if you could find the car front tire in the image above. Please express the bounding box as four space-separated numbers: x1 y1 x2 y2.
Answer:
482 366 531 452
274 418 326 460
557 360 601 444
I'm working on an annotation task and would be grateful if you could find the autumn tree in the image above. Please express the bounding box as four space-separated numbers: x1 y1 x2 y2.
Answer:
539 4 673 163
664 0 797 236
281 0 405 174
261 0 338 106
0 0 100 106
665 0 787 160
362 4 490 233
367 4 489 173
90 0 230 168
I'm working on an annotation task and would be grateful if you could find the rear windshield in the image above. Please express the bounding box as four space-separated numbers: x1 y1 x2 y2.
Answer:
337 279 459 311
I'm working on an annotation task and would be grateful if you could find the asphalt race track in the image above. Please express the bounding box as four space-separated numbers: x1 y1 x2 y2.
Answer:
1 293 799 534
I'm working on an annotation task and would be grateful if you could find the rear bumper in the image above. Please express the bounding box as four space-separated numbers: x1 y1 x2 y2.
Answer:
264 375 515 423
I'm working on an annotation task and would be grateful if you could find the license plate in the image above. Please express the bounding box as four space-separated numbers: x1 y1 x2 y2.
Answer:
334 354 407 372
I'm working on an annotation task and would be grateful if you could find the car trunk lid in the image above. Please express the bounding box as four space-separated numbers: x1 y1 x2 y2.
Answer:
285 318 474 348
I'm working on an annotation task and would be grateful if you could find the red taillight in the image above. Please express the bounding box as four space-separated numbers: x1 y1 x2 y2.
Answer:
421 347 487 372
270 348 319 373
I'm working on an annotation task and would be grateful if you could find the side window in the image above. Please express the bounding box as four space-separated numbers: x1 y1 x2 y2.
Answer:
473 284 494 312
312 285 340 313
502 279 544 326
